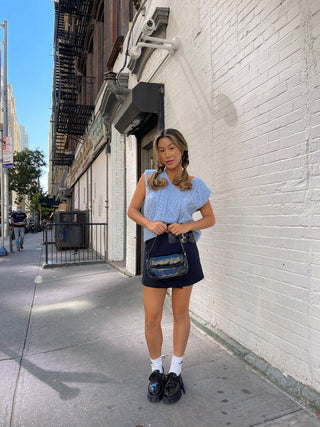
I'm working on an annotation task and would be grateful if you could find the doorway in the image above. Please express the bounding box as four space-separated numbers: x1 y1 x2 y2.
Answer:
136 127 157 275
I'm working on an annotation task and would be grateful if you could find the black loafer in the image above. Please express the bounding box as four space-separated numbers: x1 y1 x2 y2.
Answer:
147 370 165 402
163 372 185 404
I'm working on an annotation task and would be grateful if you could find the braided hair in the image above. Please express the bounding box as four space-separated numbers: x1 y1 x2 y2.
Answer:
147 129 193 191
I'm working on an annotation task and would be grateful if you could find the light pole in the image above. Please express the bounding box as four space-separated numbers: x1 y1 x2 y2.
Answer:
0 20 8 255
0 126 6 254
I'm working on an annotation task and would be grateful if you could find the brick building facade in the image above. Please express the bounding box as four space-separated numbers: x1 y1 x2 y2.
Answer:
50 0 320 409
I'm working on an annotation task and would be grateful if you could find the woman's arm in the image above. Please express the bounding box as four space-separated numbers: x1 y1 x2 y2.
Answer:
168 200 215 236
127 173 168 235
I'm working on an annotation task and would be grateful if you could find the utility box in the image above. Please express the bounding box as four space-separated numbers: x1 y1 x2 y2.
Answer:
55 211 89 250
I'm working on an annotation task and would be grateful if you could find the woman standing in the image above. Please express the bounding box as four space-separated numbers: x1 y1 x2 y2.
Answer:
128 128 215 404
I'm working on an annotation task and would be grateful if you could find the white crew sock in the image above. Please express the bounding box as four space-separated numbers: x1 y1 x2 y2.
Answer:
169 355 184 376
150 356 163 373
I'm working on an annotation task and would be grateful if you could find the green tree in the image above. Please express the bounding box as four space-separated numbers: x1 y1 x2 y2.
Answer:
8 149 47 203
28 193 55 221
29 193 41 217
39 195 56 219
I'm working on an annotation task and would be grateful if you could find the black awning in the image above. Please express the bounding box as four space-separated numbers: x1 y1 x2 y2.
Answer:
113 82 164 136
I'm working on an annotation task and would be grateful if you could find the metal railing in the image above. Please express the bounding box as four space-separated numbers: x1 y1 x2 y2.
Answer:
43 222 107 266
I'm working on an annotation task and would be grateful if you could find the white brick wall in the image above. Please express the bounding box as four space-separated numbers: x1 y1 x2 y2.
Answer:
78 173 88 211
91 150 107 223
206 0 320 392
108 129 126 261
125 135 138 273
119 0 320 394
91 151 107 257
73 181 79 210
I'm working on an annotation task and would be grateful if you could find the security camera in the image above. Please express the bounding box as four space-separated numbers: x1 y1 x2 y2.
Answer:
142 19 156 37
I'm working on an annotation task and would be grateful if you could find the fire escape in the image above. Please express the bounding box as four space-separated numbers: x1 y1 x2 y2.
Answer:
52 0 95 166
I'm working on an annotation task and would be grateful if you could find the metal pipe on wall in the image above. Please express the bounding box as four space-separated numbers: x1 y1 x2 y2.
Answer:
105 143 109 261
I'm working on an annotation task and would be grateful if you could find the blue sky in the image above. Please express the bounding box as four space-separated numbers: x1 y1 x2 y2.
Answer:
1 0 54 192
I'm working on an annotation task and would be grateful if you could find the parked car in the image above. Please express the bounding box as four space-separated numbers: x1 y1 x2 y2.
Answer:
25 218 33 233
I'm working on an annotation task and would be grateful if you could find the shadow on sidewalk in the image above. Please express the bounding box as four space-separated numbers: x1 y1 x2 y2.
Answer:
0 340 110 400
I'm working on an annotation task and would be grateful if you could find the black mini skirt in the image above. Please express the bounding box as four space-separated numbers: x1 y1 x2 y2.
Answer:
142 232 204 289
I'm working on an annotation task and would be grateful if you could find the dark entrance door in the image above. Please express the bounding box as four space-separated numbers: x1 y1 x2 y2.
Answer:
136 127 157 275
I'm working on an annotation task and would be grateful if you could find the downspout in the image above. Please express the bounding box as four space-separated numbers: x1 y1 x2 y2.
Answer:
124 134 127 263
103 112 112 262
78 183 80 210
104 71 130 98
89 166 92 223
105 144 109 261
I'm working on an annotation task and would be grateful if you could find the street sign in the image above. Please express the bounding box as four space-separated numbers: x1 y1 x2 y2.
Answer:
2 136 13 168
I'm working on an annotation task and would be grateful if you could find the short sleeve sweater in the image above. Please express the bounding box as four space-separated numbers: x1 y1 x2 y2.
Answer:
144 169 211 242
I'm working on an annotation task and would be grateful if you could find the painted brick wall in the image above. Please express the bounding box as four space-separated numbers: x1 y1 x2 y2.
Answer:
118 0 320 393
125 135 138 273
78 173 88 212
136 0 218 336
90 151 106 257
91 150 107 224
109 129 126 261
206 0 320 392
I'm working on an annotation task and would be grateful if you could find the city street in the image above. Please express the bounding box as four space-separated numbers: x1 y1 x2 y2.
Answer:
0 232 319 427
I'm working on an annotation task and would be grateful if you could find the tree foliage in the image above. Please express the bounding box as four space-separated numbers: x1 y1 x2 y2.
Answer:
28 193 55 219
29 193 41 217
39 195 56 219
8 149 47 203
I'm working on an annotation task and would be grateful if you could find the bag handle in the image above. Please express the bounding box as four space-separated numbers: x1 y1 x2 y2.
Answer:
147 233 187 262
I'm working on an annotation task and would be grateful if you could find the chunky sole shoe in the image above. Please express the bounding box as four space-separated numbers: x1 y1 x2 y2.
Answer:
163 372 185 404
147 370 165 403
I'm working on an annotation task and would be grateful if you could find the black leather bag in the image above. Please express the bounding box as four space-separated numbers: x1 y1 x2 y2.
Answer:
146 235 189 280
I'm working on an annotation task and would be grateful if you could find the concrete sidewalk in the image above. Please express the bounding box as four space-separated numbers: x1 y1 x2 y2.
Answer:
0 232 319 427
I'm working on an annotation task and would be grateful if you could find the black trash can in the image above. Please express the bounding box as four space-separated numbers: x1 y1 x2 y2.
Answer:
55 211 89 250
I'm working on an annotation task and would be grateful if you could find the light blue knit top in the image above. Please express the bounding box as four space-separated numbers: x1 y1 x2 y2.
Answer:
143 169 211 242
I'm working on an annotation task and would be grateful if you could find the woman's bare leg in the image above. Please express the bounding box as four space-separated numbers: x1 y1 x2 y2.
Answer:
143 286 167 359
171 286 193 357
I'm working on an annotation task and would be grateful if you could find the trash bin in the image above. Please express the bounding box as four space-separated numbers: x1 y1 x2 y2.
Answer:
55 211 89 250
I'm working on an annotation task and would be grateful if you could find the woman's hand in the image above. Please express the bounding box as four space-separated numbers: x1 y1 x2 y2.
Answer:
168 201 215 236
148 221 168 235
167 223 190 236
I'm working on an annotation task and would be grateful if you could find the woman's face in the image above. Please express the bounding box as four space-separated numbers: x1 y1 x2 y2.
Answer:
157 137 183 170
